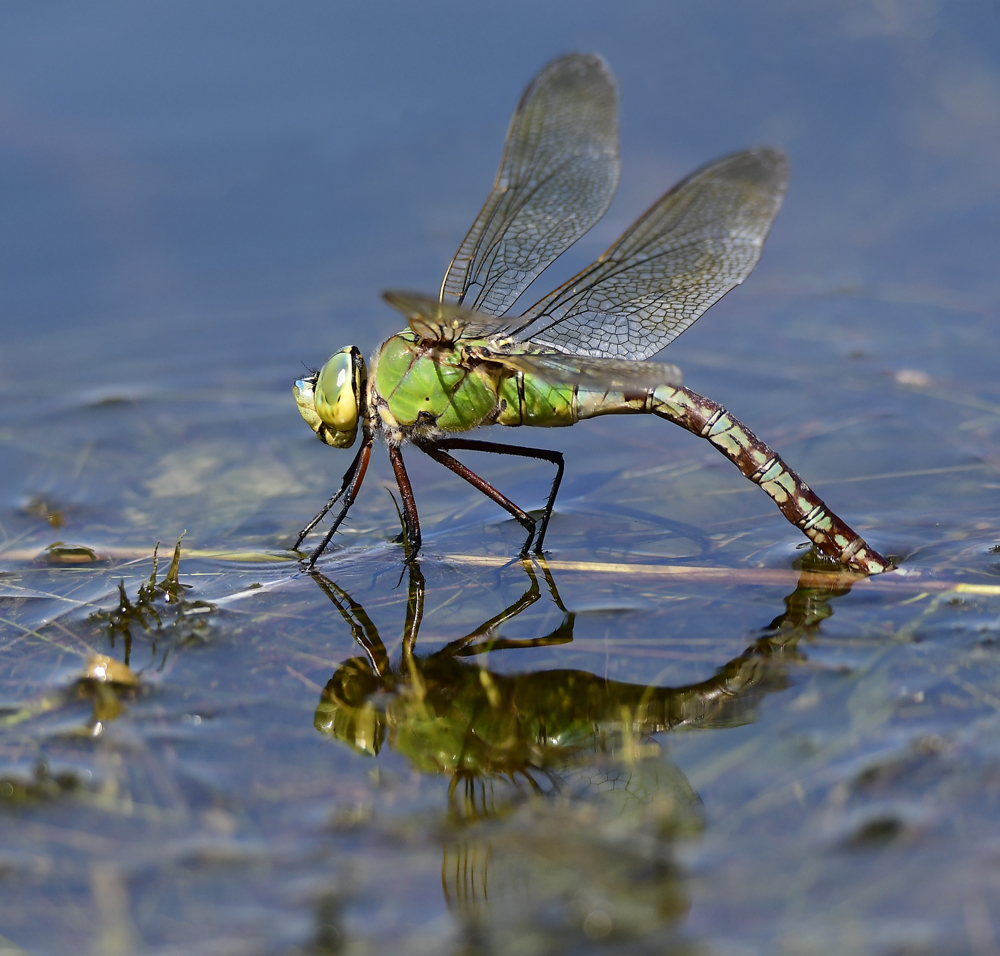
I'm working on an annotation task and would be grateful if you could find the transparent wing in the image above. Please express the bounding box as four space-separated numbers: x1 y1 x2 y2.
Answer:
511 148 790 360
383 290 514 344
480 347 683 392
440 53 620 317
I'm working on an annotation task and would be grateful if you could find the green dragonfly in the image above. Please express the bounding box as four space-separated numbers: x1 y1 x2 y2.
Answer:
293 53 892 575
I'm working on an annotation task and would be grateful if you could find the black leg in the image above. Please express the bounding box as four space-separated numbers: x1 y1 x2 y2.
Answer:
294 444 367 550
401 560 425 659
416 440 537 555
433 559 541 656
424 438 565 553
304 439 373 567
388 445 421 561
310 571 390 677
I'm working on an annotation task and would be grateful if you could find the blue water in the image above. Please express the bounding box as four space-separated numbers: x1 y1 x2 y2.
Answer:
1 2 999 953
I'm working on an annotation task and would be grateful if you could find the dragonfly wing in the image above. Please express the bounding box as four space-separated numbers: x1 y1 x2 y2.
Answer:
481 348 683 391
512 148 789 360
440 53 620 317
383 290 514 344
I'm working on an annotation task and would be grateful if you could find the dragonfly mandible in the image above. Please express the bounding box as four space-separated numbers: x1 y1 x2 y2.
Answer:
293 53 892 575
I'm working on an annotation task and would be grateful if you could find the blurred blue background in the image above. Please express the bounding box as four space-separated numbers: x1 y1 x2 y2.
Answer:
2 0 997 389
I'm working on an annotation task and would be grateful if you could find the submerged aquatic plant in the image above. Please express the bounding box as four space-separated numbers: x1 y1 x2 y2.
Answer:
90 537 216 667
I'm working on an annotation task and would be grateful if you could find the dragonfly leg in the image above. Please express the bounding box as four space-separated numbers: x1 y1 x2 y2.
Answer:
310 571 391 677
304 439 373 568
388 444 422 561
294 444 367 550
433 561 542 657
401 559 425 659
415 440 538 555
432 439 564 554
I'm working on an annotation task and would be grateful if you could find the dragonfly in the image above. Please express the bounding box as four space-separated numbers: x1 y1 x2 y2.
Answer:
293 53 892 575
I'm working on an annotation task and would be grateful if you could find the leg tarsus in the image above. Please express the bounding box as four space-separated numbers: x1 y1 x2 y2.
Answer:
518 522 535 557
532 450 563 553
294 445 366 551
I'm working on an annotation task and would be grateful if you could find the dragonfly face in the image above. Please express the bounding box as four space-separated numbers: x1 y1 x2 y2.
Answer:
293 346 366 448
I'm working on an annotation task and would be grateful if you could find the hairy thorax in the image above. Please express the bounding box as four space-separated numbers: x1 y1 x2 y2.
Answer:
369 331 504 443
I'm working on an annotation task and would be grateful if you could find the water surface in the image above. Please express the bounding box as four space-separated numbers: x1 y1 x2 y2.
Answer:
1 3 1000 953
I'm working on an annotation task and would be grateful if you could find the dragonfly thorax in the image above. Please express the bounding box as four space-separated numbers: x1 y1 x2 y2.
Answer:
370 331 502 439
293 346 366 448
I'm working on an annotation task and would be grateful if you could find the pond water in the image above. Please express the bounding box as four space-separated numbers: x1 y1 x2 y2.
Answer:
2 2 1000 953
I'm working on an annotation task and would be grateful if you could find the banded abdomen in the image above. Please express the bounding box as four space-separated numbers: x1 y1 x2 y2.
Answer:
497 372 892 575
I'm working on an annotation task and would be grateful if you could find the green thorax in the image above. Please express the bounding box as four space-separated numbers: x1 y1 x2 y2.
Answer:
372 331 501 434
372 329 658 437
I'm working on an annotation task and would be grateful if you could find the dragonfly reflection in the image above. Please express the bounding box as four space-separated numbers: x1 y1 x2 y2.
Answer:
312 561 836 790
309 562 852 939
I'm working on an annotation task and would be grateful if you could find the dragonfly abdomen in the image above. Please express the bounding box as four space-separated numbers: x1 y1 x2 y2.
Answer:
573 381 892 574
497 373 652 428
496 373 582 427
649 386 892 574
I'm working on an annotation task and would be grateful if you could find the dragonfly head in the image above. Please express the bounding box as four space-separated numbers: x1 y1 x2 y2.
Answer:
293 346 366 448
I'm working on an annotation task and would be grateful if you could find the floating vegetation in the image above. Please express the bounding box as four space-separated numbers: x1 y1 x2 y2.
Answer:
0 761 86 806
42 542 103 565
89 536 217 667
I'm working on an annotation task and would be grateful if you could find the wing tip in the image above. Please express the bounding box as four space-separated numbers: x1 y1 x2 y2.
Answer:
742 146 791 191
543 51 613 78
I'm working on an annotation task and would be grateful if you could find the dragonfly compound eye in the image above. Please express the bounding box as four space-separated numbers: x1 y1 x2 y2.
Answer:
294 347 366 449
